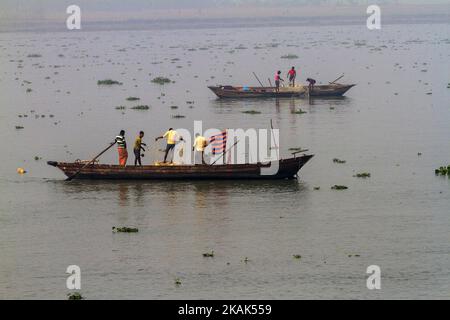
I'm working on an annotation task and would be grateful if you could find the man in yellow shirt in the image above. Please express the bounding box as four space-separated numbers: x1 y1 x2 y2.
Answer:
133 131 146 166
192 133 208 165
155 128 184 163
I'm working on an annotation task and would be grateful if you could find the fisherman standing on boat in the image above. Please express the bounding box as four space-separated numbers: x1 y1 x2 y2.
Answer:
306 78 316 93
193 133 208 165
133 131 146 166
275 71 284 93
155 128 184 163
115 130 128 166
287 67 296 87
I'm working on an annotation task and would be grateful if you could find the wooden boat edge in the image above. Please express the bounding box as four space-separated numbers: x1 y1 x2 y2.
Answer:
47 154 314 180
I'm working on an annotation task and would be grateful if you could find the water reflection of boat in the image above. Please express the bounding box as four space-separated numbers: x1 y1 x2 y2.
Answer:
47 155 313 180
208 84 355 98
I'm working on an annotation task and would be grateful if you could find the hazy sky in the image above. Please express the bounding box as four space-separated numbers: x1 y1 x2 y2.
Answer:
0 0 448 24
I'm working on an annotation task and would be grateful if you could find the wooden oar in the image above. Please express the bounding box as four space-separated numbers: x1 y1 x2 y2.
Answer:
270 119 279 160
252 72 264 87
329 74 344 84
66 141 116 181
210 140 239 166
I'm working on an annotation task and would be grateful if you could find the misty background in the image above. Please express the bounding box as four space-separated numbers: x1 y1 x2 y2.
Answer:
0 0 449 32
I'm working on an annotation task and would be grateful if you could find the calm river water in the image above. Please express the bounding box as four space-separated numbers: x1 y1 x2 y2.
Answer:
0 22 449 299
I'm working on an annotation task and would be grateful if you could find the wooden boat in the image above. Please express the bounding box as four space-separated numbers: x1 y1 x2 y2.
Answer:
208 83 355 98
47 154 313 180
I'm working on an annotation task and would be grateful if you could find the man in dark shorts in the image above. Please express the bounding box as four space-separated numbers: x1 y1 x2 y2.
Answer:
306 78 316 93
155 128 184 163
287 67 297 87
133 131 146 166
274 70 284 93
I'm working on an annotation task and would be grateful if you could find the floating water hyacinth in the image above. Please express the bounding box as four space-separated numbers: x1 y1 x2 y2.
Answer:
281 54 299 59
112 226 139 233
331 185 348 190
434 166 450 176
67 292 83 300
151 77 171 84
97 79 122 85
202 250 214 258
241 110 261 115
333 158 346 164
131 105 149 110
354 172 371 178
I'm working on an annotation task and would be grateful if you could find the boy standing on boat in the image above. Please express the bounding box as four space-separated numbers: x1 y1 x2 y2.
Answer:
193 133 208 165
306 78 316 93
287 67 297 87
275 71 284 93
155 128 184 163
115 130 128 166
133 131 146 166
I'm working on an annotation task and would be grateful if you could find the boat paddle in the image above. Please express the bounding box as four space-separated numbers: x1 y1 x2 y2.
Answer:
252 72 264 87
210 140 239 166
329 74 344 84
65 141 116 181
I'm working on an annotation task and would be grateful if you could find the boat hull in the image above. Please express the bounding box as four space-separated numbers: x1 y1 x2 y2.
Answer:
47 155 313 180
208 84 355 98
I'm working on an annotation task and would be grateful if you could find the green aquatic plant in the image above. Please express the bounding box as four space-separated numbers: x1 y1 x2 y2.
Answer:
27 54 42 58
333 158 346 164
171 114 185 118
131 105 149 110
202 250 214 258
281 54 299 59
435 166 450 176
15 126 24 129
331 185 348 190
292 109 307 114
67 292 83 300
126 97 140 101
34 156 41 161
112 226 139 233
151 77 171 85
313 187 320 190
241 110 261 115
174 278 182 286
115 106 126 110
293 254 302 260
97 79 122 85
354 172 371 178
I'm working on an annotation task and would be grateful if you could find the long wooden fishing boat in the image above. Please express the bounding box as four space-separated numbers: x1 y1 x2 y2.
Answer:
208 83 355 98
47 155 313 180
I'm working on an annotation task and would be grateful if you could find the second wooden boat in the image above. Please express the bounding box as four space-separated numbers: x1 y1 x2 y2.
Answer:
208 83 355 98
